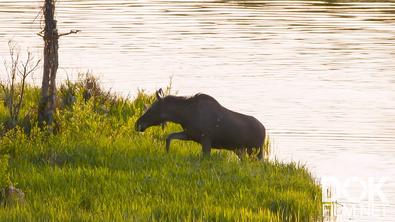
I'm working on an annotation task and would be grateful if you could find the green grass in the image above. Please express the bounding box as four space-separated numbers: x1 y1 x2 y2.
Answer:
0 76 322 221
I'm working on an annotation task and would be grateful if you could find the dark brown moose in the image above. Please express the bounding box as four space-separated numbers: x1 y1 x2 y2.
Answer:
135 89 267 159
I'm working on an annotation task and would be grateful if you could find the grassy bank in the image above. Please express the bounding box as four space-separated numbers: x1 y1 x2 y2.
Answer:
0 76 321 221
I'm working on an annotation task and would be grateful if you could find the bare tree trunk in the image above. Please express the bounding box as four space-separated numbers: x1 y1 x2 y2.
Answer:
38 0 58 127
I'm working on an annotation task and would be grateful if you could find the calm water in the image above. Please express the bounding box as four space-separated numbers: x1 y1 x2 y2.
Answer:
1 0 394 221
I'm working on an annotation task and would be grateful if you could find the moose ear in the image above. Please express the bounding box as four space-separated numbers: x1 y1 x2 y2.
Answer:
156 88 164 100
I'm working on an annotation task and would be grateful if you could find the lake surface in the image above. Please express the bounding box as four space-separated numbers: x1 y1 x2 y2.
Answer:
1 0 394 221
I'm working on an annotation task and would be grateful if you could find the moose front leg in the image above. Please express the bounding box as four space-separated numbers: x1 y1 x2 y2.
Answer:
201 137 212 157
166 131 189 152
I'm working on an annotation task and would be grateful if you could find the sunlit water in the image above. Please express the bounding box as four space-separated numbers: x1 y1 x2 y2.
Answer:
1 0 394 221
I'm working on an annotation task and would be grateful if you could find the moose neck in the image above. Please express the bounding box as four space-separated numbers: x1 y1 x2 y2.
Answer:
162 98 192 126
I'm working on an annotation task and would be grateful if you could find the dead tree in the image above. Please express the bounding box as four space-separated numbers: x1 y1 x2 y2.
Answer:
38 0 79 127
0 41 40 130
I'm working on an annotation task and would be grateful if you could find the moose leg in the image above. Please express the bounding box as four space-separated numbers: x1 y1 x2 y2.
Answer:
166 131 189 152
257 146 264 160
247 147 253 156
201 137 212 157
234 148 246 160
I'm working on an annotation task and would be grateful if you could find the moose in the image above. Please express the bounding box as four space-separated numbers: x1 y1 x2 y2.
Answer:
135 89 267 159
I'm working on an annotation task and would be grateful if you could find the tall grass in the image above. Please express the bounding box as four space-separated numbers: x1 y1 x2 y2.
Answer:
0 74 322 221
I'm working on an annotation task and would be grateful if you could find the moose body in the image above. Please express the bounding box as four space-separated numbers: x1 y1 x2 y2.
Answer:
135 90 266 159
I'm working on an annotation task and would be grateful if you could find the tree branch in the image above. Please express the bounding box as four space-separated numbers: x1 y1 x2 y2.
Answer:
59 29 81 37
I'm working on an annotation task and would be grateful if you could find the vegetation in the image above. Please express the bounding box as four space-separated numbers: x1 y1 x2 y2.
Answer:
0 74 322 221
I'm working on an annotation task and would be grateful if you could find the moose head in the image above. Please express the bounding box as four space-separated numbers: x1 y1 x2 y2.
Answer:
135 89 166 132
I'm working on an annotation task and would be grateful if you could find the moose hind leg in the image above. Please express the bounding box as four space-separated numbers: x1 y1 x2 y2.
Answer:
234 148 246 160
166 131 189 152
